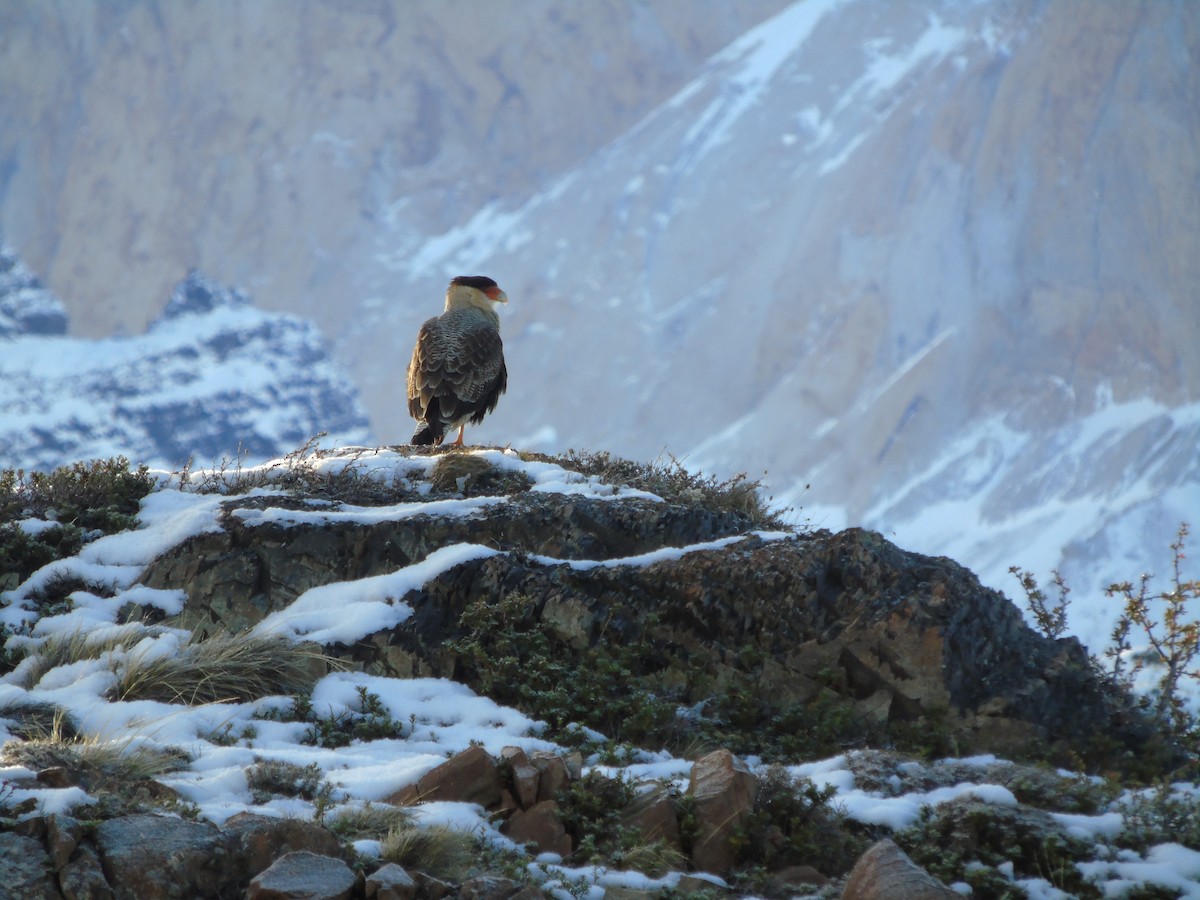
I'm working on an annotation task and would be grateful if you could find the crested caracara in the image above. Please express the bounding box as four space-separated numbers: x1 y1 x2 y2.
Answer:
407 275 508 447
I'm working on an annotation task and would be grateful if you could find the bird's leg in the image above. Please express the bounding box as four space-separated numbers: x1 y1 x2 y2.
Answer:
450 425 466 447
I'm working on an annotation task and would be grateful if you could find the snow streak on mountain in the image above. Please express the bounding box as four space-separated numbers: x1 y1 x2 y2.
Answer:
0 263 372 472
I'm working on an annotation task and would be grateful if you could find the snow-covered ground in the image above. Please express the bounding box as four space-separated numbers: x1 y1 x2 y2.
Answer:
2 448 1198 897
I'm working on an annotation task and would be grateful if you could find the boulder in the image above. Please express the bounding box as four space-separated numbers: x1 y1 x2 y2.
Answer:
621 783 682 851
364 863 418 900
530 752 571 803
94 815 231 900
687 749 757 876
841 840 958 900
45 813 82 869
500 746 541 809
0 832 63 899
385 745 502 808
500 800 572 858
221 813 346 882
246 851 355 900
57 844 113 900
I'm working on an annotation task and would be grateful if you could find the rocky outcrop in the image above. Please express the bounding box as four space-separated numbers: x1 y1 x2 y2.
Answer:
141 462 1165 769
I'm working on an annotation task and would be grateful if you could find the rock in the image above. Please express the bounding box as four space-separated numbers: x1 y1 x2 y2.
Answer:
364 863 418 900
529 752 571 804
45 813 83 869
621 783 682 852
36 767 78 789
675 874 730 895
0 832 63 899
246 851 355 900
94 815 231 900
386 745 502 808
687 749 757 876
413 874 455 899
140 467 1169 772
57 844 114 900
221 813 346 882
841 840 958 899
500 747 540 809
500 800 572 857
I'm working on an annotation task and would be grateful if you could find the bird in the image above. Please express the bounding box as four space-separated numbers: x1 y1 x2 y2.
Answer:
407 275 508 447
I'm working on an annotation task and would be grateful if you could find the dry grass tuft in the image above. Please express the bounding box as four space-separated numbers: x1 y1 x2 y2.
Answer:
114 632 334 705
2 711 189 790
20 628 144 689
327 802 415 841
380 822 477 879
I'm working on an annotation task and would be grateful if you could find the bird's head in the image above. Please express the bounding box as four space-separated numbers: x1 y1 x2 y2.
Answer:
446 275 508 312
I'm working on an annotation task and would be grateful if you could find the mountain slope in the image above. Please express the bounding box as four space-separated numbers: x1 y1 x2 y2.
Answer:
366 0 1200 654
0 268 372 471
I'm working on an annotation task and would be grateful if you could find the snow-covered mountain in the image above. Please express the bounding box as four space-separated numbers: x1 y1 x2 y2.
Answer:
0 0 1196 656
361 0 1200 654
0 259 372 472
0 240 67 338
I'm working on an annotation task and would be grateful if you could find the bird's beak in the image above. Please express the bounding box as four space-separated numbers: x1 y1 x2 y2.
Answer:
486 286 508 303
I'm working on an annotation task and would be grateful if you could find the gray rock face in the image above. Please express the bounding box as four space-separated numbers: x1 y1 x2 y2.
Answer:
0 1 788 339
0 832 63 899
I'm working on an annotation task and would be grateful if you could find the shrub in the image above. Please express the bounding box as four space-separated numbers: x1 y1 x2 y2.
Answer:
732 765 868 878
298 685 406 748
245 759 333 805
546 449 787 529
0 457 153 533
448 593 679 749
1012 523 1200 755
1105 523 1200 742
896 797 1097 897
1116 782 1200 854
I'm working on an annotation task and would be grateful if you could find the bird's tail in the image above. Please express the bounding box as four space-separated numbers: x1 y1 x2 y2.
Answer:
410 423 444 446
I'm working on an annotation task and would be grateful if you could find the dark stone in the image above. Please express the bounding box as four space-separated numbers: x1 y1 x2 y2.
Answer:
246 851 355 900
0 832 64 899
94 815 229 900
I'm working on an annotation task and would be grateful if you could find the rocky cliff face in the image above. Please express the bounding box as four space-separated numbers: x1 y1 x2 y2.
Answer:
0 0 787 339
0 264 372 471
